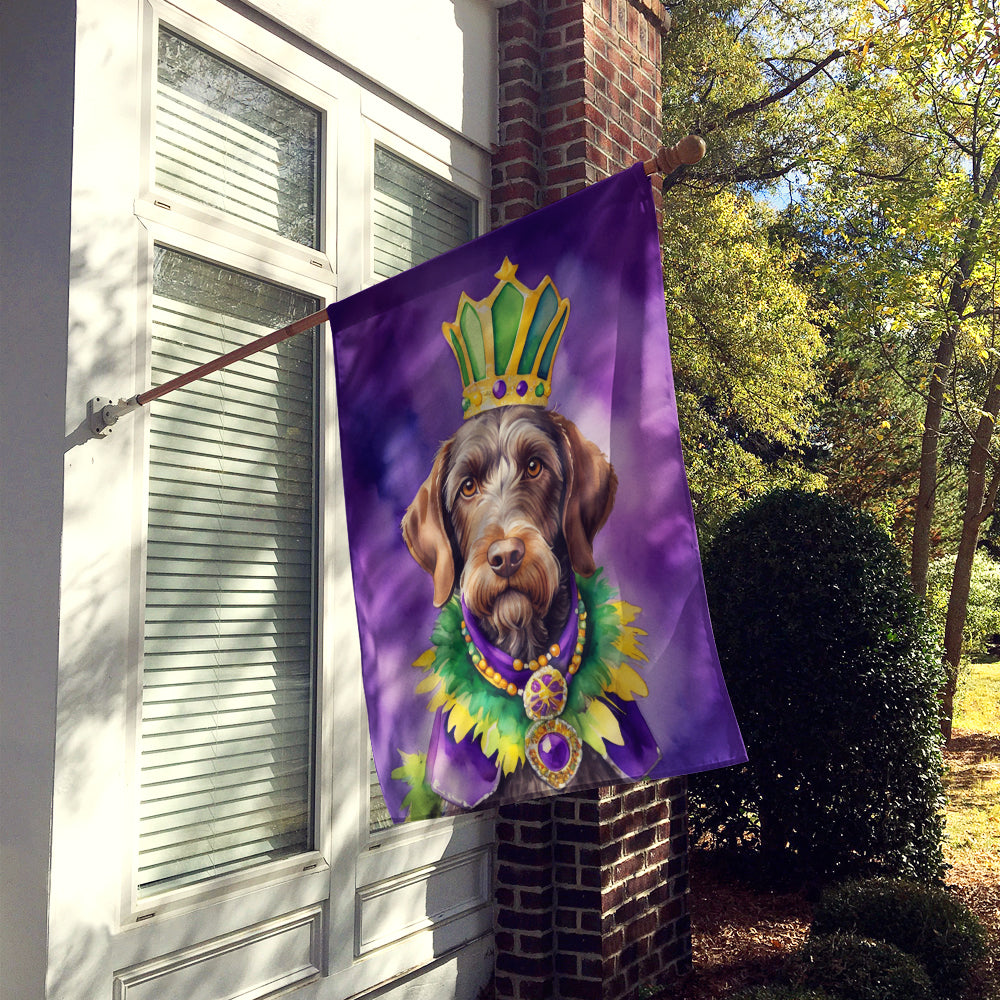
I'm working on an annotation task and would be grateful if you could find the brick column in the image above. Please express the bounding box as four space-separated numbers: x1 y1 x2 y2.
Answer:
492 0 667 227
491 4 691 999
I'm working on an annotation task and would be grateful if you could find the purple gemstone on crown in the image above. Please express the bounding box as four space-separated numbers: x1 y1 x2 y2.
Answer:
493 379 507 400
516 380 528 396
538 731 571 772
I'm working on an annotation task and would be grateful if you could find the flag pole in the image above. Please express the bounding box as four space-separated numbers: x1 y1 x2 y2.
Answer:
87 307 329 437
88 136 705 438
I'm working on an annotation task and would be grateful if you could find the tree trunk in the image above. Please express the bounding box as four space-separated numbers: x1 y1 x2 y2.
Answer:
910 328 956 598
910 160 1000 596
940 375 1000 741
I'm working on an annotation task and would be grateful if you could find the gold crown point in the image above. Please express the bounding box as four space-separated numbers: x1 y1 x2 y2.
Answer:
495 257 519 282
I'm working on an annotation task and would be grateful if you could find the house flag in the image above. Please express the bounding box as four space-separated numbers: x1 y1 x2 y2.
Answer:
329 163 746 822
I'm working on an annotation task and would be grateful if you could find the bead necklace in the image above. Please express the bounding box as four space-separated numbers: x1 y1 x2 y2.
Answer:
459 600 588 696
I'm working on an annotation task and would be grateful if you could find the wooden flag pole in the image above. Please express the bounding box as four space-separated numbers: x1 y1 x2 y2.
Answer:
88 137 705 437
87 307 329 437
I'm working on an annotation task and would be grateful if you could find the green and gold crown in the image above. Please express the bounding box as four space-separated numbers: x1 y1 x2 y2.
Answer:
443 258 570 419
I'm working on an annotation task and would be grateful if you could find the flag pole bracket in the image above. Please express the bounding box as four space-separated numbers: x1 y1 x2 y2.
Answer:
88 395 140 438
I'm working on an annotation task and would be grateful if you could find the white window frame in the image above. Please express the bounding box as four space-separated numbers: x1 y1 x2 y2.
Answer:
111 0 496 991
124 0 339 928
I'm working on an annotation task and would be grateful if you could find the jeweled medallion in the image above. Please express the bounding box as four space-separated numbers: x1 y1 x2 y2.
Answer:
525 717 583 788
522 665 569 721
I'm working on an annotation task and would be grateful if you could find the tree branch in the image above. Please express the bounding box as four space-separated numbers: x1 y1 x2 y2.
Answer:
701 49 847 134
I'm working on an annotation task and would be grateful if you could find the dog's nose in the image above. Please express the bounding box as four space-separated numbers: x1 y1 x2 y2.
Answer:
487 538 525 579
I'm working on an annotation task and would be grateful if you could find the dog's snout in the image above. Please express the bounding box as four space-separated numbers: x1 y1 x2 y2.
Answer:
487 537 525 579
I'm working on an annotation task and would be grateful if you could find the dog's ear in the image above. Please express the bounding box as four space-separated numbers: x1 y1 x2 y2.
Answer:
401 442 456 608
551 412 618 577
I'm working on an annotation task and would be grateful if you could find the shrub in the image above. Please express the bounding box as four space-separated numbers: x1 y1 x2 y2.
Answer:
811 878 988 998
732 987 838 1000
691 489 946 881
792 933 934 1000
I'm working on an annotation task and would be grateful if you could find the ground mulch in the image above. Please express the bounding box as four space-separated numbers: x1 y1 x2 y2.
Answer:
657 733 1000 1000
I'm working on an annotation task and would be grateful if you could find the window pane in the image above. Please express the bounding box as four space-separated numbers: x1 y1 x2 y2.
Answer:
373 146 477 279
156 28 320 248
369 149 478 831
139 247 318 895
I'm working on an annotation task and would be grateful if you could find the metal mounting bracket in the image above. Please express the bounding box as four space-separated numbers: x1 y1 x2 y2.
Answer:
87 396 140 438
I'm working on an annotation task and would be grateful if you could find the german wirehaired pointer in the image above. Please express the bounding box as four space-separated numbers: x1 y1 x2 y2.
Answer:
402 404 629 800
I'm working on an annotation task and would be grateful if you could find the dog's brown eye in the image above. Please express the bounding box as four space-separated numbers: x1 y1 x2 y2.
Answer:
460 477 478 498
525 457 543 479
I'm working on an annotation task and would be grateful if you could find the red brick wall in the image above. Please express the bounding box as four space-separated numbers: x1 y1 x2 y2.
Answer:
491 7 690 999
492 0 667 226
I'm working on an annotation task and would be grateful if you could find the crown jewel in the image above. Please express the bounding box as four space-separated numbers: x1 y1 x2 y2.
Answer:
443 258 570 419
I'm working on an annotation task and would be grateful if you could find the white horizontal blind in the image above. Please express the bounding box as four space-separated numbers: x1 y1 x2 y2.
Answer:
372 146 477 280
368 148 478 831
156 28 320 248
138 247 319 895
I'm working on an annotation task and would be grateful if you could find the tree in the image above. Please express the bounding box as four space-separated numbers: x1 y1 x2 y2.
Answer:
662 188 825 537
659 1 844 537
661 0 999 736
799 0 1000 736
661 0 853 195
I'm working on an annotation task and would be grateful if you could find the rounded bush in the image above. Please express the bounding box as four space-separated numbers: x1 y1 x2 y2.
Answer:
691 489 946 881
733 987 838 1000
812 878 988 998
794 933 934 1000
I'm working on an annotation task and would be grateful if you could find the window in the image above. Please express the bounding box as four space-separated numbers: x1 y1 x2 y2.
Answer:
155 28 320 247
372 145 478 279
367 146 478 832
139 248 319 895
136 26 323 897
119 7 493 991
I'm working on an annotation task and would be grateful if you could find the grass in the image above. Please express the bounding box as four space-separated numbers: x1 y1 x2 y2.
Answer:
955 658 1000 734
945 659 1000 867
943 658 1000 1000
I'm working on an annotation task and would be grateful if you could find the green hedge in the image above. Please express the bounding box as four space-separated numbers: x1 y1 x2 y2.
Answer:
793 933 934 1000
811 878 987 998
691 489 946 881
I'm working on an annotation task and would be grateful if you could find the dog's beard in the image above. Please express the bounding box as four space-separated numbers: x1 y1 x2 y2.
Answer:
461 527 561 661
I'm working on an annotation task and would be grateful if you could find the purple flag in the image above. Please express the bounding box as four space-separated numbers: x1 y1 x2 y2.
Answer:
329 164 745 822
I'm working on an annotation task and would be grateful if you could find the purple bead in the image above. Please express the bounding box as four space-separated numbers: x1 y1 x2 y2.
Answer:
516 380 528 396
493 379 507 400
538 731 571 772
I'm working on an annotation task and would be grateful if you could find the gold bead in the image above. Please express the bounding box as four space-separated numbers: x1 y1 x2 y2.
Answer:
513 658 524 671
507 682 517 696
549 644 561 658
538 654 548 667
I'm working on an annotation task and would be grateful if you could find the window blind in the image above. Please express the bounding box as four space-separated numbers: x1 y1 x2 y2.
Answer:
368 148 478 831
138 248 319 895
372 146 477 280
156 28 320 248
